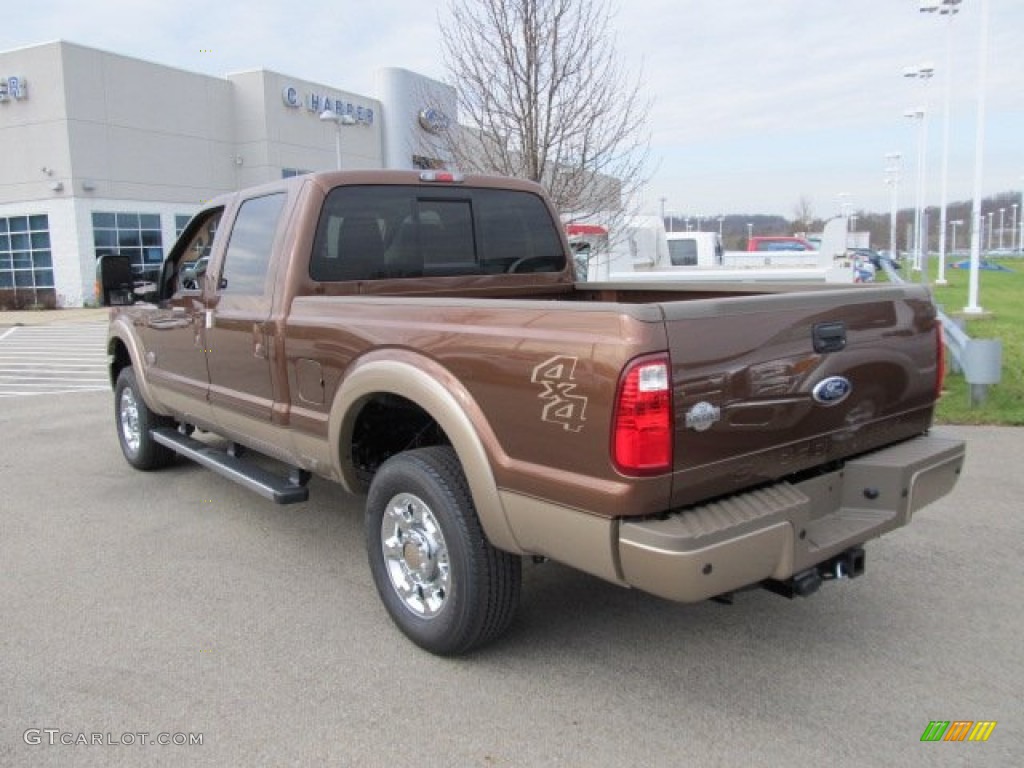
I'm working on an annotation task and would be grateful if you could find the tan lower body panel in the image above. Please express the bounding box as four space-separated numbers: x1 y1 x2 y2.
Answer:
618 433 965 603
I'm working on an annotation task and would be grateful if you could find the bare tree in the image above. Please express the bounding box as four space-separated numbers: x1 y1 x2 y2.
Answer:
436 0 650 218
793 195 815 234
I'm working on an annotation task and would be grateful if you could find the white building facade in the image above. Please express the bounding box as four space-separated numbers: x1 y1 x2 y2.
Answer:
0 41 455 307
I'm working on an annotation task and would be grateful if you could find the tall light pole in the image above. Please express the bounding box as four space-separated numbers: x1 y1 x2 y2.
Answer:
747 222 753 244
998 208 1006 249
717 217 724 237
1011 203 1018 253
986 211 993 251
963 0 989 315
320 109 356 170
920 0 962 284
885 153 902 259
903 107 928 272
950 219 962 253
659 197 667 227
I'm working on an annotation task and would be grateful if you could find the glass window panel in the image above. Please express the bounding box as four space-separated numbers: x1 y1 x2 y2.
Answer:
0 219 8 234
92 212 116 228
31 232 51 249
0 253 11 270
140 213 160 230
14 270 34 287
8 217 28 233
144 247 164 264
0 234 9 252
34 250 52 268
118 231 141 248
221 193 286 295
10 233 29 250
116 212 140 229
141 230 162 247
34 270 54 288
29 214 48 230
0 272 11 288
12 252 32 269
93 230 116 249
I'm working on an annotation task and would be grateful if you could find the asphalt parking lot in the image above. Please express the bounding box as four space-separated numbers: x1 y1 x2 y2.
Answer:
1 388 1019 767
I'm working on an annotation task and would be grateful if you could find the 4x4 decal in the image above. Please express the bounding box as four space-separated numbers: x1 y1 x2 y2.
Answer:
531 355 588 432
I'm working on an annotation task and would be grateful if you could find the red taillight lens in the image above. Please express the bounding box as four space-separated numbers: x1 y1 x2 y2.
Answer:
935 321 946 399
612 354 672 475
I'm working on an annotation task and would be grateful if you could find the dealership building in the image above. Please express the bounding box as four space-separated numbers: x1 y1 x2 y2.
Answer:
0 40 456 307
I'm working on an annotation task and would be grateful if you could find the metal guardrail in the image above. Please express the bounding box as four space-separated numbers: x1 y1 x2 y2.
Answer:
881 259 1002 406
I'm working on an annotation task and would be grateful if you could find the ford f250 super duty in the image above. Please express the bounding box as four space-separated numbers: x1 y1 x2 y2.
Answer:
105 170 965 655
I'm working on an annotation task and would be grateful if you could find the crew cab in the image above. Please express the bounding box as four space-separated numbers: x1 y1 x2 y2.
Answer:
105 170 965 654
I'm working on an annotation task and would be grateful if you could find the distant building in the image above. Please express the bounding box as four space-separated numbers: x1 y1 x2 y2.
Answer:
0 41 455 307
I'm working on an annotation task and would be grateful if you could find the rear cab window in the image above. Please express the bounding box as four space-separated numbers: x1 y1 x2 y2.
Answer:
309 185 566 282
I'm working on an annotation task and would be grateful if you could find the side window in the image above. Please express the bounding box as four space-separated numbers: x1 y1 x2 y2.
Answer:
174 209 222 293
220 193 287 295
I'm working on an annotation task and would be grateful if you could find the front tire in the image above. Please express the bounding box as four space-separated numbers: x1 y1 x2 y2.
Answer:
366 447 521 655
114 367 175 470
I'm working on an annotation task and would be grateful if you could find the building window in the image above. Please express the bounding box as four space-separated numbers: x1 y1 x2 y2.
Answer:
282 168 312 179
175 214 193 238
0 214 55 305
92 211 164 282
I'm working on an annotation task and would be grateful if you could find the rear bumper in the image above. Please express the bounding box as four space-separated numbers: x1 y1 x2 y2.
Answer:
617 433 965 602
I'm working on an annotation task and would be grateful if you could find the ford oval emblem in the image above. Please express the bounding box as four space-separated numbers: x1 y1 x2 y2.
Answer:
812 376 853 406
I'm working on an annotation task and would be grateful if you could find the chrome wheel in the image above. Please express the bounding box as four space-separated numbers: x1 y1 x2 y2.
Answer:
380 492 451 618
119 385 141 455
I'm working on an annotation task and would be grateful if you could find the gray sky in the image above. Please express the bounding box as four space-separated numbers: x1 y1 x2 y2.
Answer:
2 0 1021 218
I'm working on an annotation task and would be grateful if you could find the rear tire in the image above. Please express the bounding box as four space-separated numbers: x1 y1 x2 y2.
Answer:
114 367 176 470
366 446 521 655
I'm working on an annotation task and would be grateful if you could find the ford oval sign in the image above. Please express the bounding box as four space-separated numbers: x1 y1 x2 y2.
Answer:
812 376 853 406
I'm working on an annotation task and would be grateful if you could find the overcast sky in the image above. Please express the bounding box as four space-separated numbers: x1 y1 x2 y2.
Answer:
3 0 1021 218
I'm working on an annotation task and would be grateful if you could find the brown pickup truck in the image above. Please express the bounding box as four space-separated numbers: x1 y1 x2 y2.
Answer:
105 170 965 654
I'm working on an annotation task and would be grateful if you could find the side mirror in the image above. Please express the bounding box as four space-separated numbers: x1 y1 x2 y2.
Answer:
95 254 134 306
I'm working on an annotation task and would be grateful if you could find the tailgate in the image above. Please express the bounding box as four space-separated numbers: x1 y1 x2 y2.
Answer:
662 285 942 508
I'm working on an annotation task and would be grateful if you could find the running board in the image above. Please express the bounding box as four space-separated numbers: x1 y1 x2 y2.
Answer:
151 428 310 504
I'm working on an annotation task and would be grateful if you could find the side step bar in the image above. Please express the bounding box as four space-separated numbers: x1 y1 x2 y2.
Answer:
151 428 310 504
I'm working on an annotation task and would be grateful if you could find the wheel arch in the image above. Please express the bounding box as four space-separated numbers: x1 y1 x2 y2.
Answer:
106 318 169 416
329 351 523 555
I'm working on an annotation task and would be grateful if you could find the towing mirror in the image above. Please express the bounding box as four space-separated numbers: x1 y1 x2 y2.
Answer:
95 253 134 306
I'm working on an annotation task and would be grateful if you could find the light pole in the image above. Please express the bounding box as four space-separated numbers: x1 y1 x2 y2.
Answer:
1011 203 1018 252
885 153 902 259
986 211 993 251
903 107 928 272
747 222 753 244
964 0 989 315
320 109 356 170
950 219 962 254
659 197 667 227
920 0 961 284
717 217 724 237
998 208 1006 250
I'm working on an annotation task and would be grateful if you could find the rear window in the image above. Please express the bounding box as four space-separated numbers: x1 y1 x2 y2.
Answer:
310 185 565 281
668 239 698 266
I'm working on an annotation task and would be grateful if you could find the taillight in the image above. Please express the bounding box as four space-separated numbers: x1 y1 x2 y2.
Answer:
935 321 946 399
612 353 673 475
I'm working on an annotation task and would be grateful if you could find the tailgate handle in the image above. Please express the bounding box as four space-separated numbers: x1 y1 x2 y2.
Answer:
813 322 847 353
